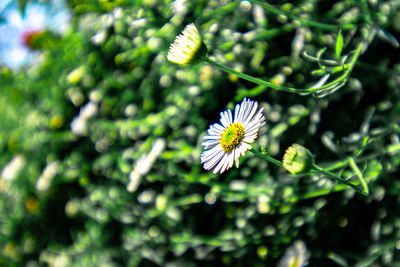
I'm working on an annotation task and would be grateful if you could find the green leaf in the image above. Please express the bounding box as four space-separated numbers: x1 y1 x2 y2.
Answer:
335 30 343 60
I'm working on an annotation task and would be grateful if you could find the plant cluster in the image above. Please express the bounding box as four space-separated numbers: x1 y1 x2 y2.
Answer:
1 0 400 266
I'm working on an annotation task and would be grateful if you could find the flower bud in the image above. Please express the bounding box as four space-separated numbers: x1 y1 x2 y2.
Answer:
282 144 314 174
167 23 207 65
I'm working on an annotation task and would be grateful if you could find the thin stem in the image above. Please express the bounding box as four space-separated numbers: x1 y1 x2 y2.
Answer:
205 57 302 93
298 161 378 200
205 57 351 95
250 147 370 196
204 25 369 97
348 157 369 196
358 0 373 25
355 239 397 266
250 148 282 167
299 184 348 200
312 163 369 196
314 139 399 172
249 0 356 31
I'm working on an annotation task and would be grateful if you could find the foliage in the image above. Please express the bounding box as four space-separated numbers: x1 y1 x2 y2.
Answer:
1 0 400 266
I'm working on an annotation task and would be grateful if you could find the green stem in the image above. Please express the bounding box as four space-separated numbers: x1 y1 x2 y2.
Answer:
299 184 349 200
312 163 369 196
205 56 352 95
348 157 369 195
250 148 282 167
355 239 397 266
250 147 371 196
204 25 369 96
205 57 302 93
358 0 373 25
315 140 400 172
249 0 356 31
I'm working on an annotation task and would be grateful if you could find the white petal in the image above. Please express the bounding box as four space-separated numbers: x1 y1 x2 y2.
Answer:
243 101 258 126
236 99 246 123
233 103 241 123
220 111 230 128
238 99 251 123
220 152 234 173
237 142 252 156
207 128 221 136
203 149 224 169
208 123 224 134
245 116 264 132
245 128 261 137
204 150 224 170
201 145 223 162
203 134 221 140
211 123 225 132
227 109 233 124
227 151 234 169
242 136 256 143
213 153 228 174
241 100 254 124
233 148 242 167
201 139 220 148
245 114 264 128
245 124 261 133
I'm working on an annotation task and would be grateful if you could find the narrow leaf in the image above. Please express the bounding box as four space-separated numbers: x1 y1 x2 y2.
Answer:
335 30 343 60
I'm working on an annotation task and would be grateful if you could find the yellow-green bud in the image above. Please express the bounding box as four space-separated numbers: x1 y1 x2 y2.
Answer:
282 144 314 174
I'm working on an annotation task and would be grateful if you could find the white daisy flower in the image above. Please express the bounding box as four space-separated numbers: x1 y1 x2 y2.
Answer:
167 23 207 65
201 98 265 174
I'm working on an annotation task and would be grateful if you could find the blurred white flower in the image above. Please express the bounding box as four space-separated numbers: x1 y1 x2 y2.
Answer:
278 240 309 267
70 101 98 136
36 161 60 192
80 101 98 120
172 0 188 15
127 139 166 192
71 116 87 136
1 155 25 181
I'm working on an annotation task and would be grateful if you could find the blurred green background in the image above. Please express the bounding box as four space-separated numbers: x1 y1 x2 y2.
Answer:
1 0 400 266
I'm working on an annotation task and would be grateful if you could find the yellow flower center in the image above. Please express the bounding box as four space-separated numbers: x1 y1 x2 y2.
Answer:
220 123 245 153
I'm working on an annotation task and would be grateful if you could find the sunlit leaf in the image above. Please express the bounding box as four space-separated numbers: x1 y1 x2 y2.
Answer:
336 30 343 60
